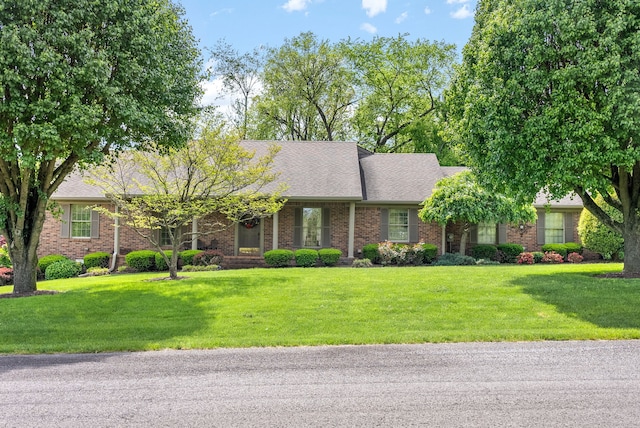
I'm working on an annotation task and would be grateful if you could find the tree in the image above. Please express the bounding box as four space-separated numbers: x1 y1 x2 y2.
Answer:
578 194 624 260
419 171 536 254
448 0 640 274
254 32 355 141
88 123 285 280
0 0 202 294
341 35 456 153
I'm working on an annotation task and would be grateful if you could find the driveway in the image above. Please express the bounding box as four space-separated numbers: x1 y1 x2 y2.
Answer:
1 340 639 427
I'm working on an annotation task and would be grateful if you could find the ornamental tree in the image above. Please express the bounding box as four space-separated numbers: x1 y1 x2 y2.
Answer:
87 123 286 280
578 194 624 260
448 0 640 274
419 171 536 254
0 0 202 294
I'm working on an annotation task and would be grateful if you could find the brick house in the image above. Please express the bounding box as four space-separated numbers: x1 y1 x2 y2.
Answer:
39 141 584 266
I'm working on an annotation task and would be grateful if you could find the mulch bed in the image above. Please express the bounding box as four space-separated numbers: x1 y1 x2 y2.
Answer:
0 290 60 299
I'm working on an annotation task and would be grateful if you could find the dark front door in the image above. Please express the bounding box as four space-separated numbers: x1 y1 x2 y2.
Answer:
237 221 261 255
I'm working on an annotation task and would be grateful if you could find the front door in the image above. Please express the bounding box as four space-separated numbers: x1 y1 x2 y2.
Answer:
237 220 261 255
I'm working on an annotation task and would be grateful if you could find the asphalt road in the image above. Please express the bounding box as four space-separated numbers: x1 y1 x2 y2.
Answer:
1 340 639 427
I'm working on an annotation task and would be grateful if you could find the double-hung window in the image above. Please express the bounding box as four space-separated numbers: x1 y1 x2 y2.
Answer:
477 222 497 244
544 212 565 244
388 209 409 242
70 205 92 238
294 207 331 248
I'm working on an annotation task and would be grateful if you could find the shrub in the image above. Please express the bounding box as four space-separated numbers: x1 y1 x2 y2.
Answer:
564 242 583 255
179 250 203 267
0 267 13 285
378 242 429 266
84 251 110 269
181 264 220 272
38 254 68 273
295 249 319 267
517 252 534 265
532 252 544 264
154 251 173 271
193 249 224 266
433 253 476 266
567 252 584 263
45 259 82 280
496 244 524 263
0 245 11 268
421 243 438 264
541 244 568 257
318 248 342 266
362 244 380 264
352 258 373 268
264 249 294 267
578 194 624 259
472 244 498 261
86 267 110 276
125 250 157 272
541 251 564 264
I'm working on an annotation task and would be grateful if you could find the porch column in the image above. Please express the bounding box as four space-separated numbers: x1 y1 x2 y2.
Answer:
272 211 279 250
110 205 120 271
191 217 198 250
441 224 446 255
348 202 356 258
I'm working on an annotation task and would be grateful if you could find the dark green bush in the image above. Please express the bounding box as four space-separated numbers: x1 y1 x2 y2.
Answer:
125 250 157 272
471 244 498 260
497 243 525 263
179 249 203 266
154 251 173 271
433 253 476 266
564 242 583 255
38 254 68 273
421 243 438 264
295 249 319 267
193 249 224 266
541 244 568 257
84 251 110 269
264 249 294 267
362 243 380 264
318 248 342 266
45 259 82 280
532 252 544 263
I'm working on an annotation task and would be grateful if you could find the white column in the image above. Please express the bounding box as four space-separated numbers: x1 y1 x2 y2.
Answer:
441 224 446 255
348 202 356 258
272 211 279 250
110 205 120 271
191 217 198 250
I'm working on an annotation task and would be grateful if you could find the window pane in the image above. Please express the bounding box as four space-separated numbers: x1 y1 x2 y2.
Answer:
545 213 564 244
71 205 91 238
302 208 322 247
388 209 409 242
477 222 496 244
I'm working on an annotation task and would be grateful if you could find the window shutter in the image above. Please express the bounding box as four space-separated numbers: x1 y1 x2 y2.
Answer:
380 209 388 242
322 208 331 247
90 209 100 238
469 225 478 244
409 209 419 242
564 213 573 243
536 210 545 245
498 224 507 244
293 207 302 247
60 204 70 238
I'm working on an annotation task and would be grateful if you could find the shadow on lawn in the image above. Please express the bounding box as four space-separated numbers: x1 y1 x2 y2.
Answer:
513 272 640 329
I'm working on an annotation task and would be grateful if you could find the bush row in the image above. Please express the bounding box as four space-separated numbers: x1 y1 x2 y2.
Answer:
517 251 584 264
263 248 343 268
125 249 223 272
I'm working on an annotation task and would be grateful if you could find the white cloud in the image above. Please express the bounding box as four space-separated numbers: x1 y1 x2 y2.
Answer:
200 79 227 108
281 0 311 13
424 7 432 15
451 4 474 19
362 0 387 17
360 22 378 34
210 8 233 17
395 12 408 24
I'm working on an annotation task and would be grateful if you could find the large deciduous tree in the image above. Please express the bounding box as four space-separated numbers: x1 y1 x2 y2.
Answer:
0 0 202 293
88 123 285 280
448 0 640 274
419 171 536 254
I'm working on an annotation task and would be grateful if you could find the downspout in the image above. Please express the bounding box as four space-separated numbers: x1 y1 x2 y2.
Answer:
110 206 120 272
441 224 446 255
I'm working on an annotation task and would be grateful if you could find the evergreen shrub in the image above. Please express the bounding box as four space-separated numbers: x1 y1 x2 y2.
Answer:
295 249 319 267
362 244 380 264
155 251 173 271
264 249 294 267
472 244 498 261
45 259 82 280
84 251 110 269
179 250 203 266
433 253 476 266
318 248 342 266
125 250 157 272
421 243 438 264
541 244 568 257
38 254 68 273
497 243 524 263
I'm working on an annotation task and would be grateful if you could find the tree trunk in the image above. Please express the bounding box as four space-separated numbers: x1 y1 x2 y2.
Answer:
459 230 468 256
622 228 640 275
169 246 180 280
10 243 39 294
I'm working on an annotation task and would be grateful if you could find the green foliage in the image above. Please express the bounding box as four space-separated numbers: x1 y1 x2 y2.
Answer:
38 255 68 273
433 253 476 266
263 249 294 267
378 242 430 266
45 259 82 280
318 248 342 266
294 249 319 267
181 265 220 272
541 244 568 258
497 244 525 264
421 243 439 264
578 195 624 259
0 245 11 268
352 258 373 268
362 244 381 264
532 252 544 264
193 250 224 266
83 252 110 269
472 245 498 261
86 267 110 276
155 251 173 271
541 252 565 264
564 242 583 255
179 250 203 267
125 250 157 272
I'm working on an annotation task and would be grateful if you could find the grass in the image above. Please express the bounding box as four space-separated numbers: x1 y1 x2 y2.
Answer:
1 263 639 354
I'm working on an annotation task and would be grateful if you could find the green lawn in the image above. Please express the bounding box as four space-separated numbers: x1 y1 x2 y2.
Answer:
1 263 639 354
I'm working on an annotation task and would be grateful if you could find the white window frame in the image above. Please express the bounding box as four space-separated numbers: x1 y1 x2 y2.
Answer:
302 207 322 248
388 209 409 242
477 222 497 245
544 212 565 244
70 205 92 238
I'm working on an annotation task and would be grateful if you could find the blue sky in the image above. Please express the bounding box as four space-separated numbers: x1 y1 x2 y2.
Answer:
178 0 478 105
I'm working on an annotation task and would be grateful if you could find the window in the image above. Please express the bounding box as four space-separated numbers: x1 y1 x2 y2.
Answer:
544 212 564 244
388 209 409 242
160 227 173 246
70 205 92 238
477 222 496 244
302 208 322 247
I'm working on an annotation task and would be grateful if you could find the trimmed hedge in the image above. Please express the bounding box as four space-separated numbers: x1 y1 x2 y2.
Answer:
84 251 110 269
38 254 68 273
154 251 173 271
318 248 342 266
565 242 583 254
125 250 157 272
433 253 476 266
362 244 380 264
179 249 203 266
264 249 294 267
497 243 524 263
421 243 438 265
45 259 82 280
295 249 319 267
472 244 498 261
541 243 568 257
